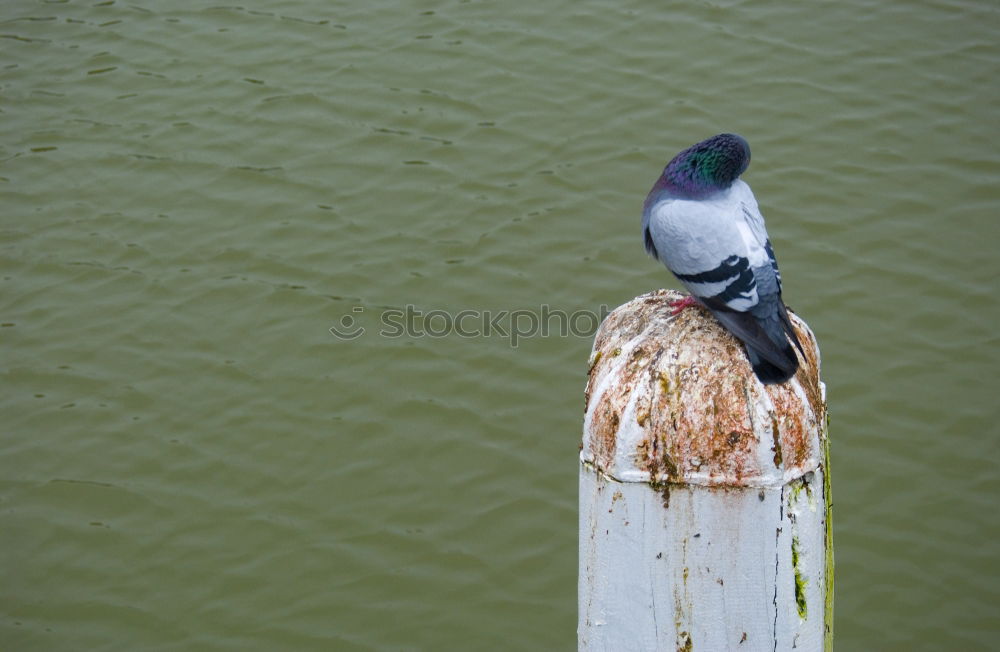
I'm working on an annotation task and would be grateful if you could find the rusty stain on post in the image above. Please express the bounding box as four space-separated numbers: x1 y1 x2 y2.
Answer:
580 290 831 650
583 289 826 489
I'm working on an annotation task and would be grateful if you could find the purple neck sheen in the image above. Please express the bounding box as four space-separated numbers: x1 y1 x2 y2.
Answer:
649 133 751 202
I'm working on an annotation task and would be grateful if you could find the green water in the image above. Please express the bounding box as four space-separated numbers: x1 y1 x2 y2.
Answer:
2 0 998 649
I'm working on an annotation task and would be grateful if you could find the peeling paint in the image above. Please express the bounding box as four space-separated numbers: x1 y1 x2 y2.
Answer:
582 290 825 489
579 291 832 651
823 413 835 648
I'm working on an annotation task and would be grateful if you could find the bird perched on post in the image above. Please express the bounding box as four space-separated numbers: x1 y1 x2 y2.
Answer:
641 133 803 384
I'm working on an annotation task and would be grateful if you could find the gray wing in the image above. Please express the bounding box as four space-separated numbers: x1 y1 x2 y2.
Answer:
673 254 758 311
645 193 764 312
646 186 802 383
641 198 660 258
764 239 782 292
739 195 782 292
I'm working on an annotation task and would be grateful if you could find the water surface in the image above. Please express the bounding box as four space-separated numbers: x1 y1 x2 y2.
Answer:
2 0 998 649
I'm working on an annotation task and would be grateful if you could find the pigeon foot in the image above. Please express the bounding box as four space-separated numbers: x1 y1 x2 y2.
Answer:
668 294 699 316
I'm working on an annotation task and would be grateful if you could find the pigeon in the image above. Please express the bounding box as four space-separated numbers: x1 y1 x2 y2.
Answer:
641 133 803 384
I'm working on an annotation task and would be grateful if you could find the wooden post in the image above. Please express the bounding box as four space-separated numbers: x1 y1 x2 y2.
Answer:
579 290 832 652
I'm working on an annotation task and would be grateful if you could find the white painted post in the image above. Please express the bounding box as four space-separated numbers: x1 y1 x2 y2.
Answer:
580 290 832 652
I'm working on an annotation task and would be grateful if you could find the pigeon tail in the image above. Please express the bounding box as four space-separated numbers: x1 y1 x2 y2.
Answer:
706 299 802 385
746 340 798 384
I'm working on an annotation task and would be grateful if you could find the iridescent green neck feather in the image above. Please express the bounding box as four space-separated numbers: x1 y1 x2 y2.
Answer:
650 133 751 201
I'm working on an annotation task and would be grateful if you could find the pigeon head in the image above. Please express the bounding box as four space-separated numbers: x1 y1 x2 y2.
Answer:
653 133 751 200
